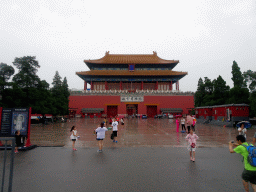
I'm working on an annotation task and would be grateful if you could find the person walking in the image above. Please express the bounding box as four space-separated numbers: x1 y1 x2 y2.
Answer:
229 135 256 192
120 118 124 125
176 117 180 133
15 130 23 153
185 129 199 162
70 126 78 151
95 122 108 152
253 132 256 145
186 115 193 133
192 116 196 131
180 117 186 133
238 123 247 141
112 118 119 143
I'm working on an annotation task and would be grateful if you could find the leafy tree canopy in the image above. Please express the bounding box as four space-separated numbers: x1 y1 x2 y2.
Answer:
243 70 256 92
231 61 246 88
12 56 40 88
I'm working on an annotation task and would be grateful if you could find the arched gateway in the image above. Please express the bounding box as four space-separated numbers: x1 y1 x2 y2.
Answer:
69 52 194 118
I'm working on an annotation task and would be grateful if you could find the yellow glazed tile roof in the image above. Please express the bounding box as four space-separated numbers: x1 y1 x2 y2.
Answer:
84 51 179 64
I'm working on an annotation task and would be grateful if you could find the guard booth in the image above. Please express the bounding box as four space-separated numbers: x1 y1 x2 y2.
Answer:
81 108 104 118
160 108 183 116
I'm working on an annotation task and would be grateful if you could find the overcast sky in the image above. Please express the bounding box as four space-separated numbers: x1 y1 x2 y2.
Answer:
0 0 256 92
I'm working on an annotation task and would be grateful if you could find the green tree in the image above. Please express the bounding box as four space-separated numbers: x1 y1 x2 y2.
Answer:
194 78 205 107
202 77 214 106
12 56 41 107
212 75 230 105
231 61 246 88
249 91 256 117
243 70 256 92
51 71 69 116
229 87 249 104
0 63 15 105
62 77 70 115
12 56 40 88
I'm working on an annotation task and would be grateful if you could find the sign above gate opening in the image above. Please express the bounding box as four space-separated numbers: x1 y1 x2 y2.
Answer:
121 96 144 102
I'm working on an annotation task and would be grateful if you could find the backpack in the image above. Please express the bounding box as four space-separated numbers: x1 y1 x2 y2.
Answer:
242 144 256 167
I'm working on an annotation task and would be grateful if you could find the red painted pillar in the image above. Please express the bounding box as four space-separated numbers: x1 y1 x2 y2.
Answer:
141 81 143 90
156 81 158 90
25 107 32 147
176 82 177 90
84 81 87 90
170 81 172 90
120 81 122 90
91 81 94 90
105 81 108 90
177 81 179 91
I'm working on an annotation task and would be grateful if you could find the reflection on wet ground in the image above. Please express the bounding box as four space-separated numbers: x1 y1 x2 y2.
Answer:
30 118 256 148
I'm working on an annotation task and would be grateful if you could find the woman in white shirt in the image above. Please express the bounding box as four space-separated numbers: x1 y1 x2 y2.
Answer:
70 126 78 151
238 123 247 140
95 122 108 152
112 118 119 143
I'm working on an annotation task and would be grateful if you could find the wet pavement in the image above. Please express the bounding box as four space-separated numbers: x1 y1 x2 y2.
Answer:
1 118 256 192
30 117 256 148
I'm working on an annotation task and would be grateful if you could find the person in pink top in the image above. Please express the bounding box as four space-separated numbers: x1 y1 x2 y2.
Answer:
185 129 199 162
176 117 180 133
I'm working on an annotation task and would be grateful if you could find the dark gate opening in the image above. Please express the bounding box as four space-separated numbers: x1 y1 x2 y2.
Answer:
107 106 118 118
126 104 138 116
147 106 157 118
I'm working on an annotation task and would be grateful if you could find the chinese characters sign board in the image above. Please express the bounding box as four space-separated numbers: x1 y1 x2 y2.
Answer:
121 96 144 102
0 108 29 137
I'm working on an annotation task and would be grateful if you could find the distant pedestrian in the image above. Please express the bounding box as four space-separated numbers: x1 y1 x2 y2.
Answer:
229 135 256 191
70 126 78 151
176 117 180 133
238 123 247 141
95 122 108 152
15 130 22 153
186 115 193 133
109 117 112 125
253 132 256 145
185 129 199 162
121 118 124 125
103 117 107 126
192 116 196 131
180 117 186 132
112 118 119 143
116 116 120 123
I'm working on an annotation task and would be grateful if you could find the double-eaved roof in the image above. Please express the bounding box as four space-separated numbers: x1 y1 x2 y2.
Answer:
84 51 179 64
77 51 187 82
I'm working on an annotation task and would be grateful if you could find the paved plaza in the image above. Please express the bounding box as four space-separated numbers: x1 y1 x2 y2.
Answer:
1 118 256 192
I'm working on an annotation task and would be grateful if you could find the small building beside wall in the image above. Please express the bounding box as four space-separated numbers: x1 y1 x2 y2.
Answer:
195 104 249 126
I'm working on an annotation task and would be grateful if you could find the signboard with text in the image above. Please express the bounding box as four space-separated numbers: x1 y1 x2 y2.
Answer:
0 108 29 137
121 96 144 102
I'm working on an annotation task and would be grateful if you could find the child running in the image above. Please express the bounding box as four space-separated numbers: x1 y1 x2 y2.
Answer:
95 122 108 152
185 129 199 162
70 126 78 151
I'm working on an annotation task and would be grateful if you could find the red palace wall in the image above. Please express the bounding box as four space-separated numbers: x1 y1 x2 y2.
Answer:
69 95 194 116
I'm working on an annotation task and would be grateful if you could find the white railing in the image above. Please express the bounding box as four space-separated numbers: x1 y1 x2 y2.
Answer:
70 89 194 95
